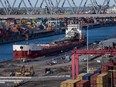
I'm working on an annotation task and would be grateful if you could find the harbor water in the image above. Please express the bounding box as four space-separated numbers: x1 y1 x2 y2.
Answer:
1 26 116 61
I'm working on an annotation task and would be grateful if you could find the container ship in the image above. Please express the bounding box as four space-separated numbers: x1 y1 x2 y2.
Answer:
13 24 86 60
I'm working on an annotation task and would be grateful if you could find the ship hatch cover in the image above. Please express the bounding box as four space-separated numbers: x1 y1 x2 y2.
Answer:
20 46 23 50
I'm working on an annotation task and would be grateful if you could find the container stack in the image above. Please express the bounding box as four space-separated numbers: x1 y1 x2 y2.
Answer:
60 79 80 87
76 73 87 81
101 63 108 73
82 73 93 80
96 73 108 87
60 80 70 87
67 80 80 87
94 69 101 74
89 69 97 74
113 66 116 87
60 61 116 87
101 61 114 73
90 74 99 87
76 80 90 87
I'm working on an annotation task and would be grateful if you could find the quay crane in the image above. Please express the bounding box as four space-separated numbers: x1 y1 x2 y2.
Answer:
71 46 116 79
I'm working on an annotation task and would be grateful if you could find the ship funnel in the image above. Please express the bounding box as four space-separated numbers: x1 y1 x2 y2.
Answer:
66 24 84 39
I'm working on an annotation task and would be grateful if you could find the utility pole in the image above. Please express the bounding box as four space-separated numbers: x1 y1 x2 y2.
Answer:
87 25 89 73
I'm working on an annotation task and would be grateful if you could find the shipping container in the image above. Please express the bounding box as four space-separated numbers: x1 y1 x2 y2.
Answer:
90 84 97 87
67 80 80 87
94 69 101 74
113 66 116 70
113 72 116 79
76 73 87 81
90 74 99 84
102 62 116 78
60 80 70 87
108 65 114 70
97 73 108 84
107 61 115 66
114 78 116 86
97 83 108 87
76 80 90 87
83 73 93 80
108 78 112 87
60 79 79 87
107 71 112 78
89 69 97 74
101 64 108 73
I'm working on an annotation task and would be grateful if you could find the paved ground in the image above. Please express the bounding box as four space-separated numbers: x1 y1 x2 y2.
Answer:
0 38 115 87
18 80 63 87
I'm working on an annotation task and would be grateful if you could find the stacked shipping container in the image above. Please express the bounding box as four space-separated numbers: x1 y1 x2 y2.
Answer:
60 60 116 87
90 74 99 87
60 80 80 87
89 69 97 74
76 73 87 81
82 73 93 80
76 80 90 87
96 73 108 87
113 66 116 86
101 61 116 87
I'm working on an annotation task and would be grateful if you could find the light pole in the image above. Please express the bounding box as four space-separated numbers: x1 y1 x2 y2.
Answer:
87 25 89 73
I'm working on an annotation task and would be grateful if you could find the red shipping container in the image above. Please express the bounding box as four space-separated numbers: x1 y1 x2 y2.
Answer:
113 79 116 86
90 74 99 84
102 66 107 69
107 61 114 65
101 69 108 72
113 72 116 79
90 84 97 87
101 69 107 73
101 64 108 72
76 80 90 87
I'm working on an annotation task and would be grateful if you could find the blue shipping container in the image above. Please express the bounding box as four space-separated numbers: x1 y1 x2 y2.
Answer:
94 69 101 74
82 73 92 80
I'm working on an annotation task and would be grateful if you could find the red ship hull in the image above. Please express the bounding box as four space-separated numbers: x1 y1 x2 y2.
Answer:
13 39 86 60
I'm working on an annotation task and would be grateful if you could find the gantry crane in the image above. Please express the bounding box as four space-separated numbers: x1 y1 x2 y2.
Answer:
71 47 116 79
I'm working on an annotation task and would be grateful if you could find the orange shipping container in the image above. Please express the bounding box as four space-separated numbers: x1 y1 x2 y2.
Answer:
76 73 87 81
60 79 80 87
67 80 80 87
60 80 70 87
89 69 97 74
96 73 108 84
76 80 90 87
97 83 108 87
